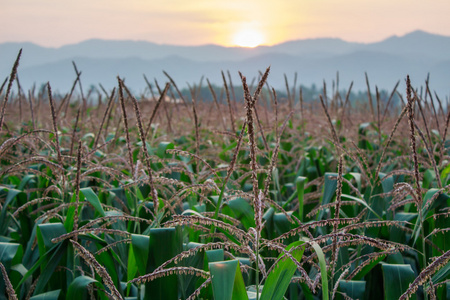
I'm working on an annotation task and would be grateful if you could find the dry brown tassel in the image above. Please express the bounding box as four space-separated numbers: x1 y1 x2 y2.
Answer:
406 76 422 206
0 262 18 300
47 83 63 167
0 49 22 131
120 78 159 215
222 71 236 133
117 77 135 176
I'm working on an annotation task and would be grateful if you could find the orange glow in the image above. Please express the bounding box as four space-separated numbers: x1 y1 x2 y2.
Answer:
2 1 450 47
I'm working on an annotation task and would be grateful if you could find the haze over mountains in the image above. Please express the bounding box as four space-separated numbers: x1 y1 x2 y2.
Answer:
1 30 449 96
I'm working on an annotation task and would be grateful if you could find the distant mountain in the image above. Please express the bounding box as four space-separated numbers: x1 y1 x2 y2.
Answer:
267 38 363 57
1 30 450 95
367 30 450 61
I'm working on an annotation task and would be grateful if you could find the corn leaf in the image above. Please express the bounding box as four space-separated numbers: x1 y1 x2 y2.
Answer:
337 280 366 300
144 227 182 300
67 276 99 300
318 173 338 221
209 259 249 300
260 240 305 300
80 187 106 217
0 242 23 296
296 176 307 221
29 290 61 300
311 241 329 300
381 264 416 300
131 234 149 276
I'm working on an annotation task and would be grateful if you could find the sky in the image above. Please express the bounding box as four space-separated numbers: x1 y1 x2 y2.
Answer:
1 0 450 48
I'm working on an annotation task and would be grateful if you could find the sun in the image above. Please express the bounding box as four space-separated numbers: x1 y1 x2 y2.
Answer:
232 28 265 48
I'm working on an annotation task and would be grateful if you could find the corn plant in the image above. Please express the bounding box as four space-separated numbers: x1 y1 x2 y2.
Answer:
0 50 449 300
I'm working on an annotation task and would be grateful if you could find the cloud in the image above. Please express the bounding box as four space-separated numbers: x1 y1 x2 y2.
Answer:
1 0 450 46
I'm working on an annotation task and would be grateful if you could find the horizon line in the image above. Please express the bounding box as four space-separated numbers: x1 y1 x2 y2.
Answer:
1 29 446 49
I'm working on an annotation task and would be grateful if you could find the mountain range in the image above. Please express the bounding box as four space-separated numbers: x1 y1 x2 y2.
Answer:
1 30 449 96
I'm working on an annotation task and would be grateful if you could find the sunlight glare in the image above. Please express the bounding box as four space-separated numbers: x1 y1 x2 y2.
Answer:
232 28 265 48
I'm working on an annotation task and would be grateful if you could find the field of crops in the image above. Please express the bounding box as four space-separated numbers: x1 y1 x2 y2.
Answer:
0 51 449 300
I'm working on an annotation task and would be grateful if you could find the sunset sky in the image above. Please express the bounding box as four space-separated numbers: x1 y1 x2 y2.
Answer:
1 0 450 47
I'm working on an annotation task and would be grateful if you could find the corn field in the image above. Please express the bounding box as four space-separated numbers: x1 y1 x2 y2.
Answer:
0 50 449 300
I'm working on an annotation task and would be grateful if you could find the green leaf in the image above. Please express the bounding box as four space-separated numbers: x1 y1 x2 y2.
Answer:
81 132 95 143
388 212 416 244
352 255 386 281
358 123 374 150
0 242 22 270
34 242 67 295
209 260 249 300
67 276 102 300
341 194 382 220
131 234 150 276
273 212 292 237
381 264 416 300
338 280 366 300
346 172 362 191
30 290 61 300
299 281 314 300
127 245 138 291
432 261 450 284
35 223 67 295
219 141 237 161
179 242 209 299
296 176 307 221
0 188 26 235
95 242 121 290
80 187 106 217
423 169 436 189
441 163 450 184
9 263 28 287
433 212 450 258
156 141 174 159
223 197 255 230
318 173 337 220
447 282 450 299
262 208 275 239
37 223 66 254
0 242 23 295
145 227 182 300
64 192 78 232
18 174 36 190
412 189 449 246
14 242 62 292
260 240 305 300
205 249 224 265
422 189 449 216
311 242 329 300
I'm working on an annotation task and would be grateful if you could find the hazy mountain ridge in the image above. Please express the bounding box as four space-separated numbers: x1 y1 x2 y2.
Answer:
1 30 449 95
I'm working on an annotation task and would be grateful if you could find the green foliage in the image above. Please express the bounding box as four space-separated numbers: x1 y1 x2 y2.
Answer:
382 264 416 300
260 241 305 300
0 65 448 300
209 260 249 300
